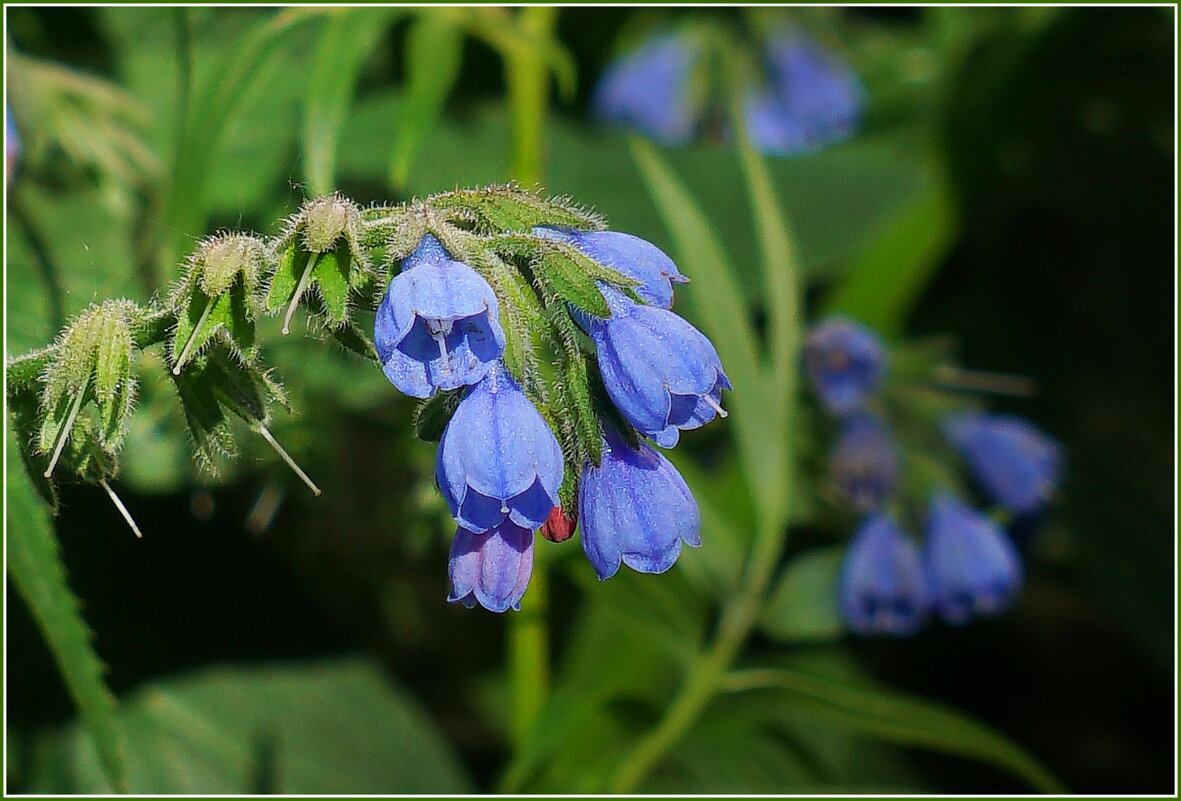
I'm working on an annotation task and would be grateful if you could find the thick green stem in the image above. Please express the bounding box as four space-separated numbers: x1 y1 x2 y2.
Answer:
502 5 558 751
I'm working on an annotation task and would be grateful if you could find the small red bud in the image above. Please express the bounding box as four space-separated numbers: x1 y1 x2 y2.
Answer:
540 506 577 543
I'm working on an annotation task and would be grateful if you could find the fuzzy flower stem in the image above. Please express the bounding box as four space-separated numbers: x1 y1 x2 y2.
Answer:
171 294 212 375
43 382 87 478
255 424 321 496
100 479 144 539
281 252 320 336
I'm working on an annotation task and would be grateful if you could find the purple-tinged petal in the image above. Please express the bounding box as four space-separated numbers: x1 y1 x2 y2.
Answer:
804 316 885 417
448 522 534 613
839 514 929 637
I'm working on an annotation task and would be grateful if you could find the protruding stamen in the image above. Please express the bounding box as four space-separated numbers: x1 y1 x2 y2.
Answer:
703 394 729 419
44 385 87 478
281 252 320 336
100 479 144 539
500 502 510 514
433 330 451 373
256 424 321 496
173 296 213 375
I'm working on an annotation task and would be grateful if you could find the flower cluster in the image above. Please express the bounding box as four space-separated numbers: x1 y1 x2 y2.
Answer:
593 23 863 156
805 317 1062 636
376 224 726 611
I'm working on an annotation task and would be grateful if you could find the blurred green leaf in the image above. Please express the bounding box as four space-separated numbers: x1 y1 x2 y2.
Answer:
724 667 1067 793
391 13 465 189
6 423 127 792
30 657 473 794
820 162 958 335
304 11 391 196
759 546 845 643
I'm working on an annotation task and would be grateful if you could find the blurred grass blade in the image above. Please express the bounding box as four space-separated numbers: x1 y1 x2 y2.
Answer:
5 423 127 792
304 11 391 196
390 14 465 189
461 7 577 101
161 10 313 278
724 668 1067 793
732 107 804 531
820 163 957 336
629 137 783 527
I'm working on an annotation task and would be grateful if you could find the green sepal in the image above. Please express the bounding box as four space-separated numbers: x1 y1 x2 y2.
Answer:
264 245 308 313
413 389 464 443
432 185 603 234
314 242 352 325
331 320 380 362
172 281 257 368
556 460 580 517
533 247 611 318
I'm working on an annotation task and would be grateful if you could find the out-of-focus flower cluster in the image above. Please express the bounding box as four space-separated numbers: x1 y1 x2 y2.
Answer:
376 220 729 612
593 21 864 156
804 317 1063 637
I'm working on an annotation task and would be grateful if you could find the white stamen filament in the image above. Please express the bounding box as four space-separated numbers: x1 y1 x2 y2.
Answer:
101 479 144 539
426 319 454 374
44 384 87 478
703 394 728 418
256 424 321 496
281 252 320 335
172 296 213 375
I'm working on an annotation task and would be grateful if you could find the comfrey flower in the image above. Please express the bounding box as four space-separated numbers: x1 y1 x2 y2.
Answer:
804 317 885 417
6 105 18 184
533 227 687 309
923 491 1023 626
745 29 864 156
592 32 703 145
437 363 563 535
375 235 505 399
586 287 730 449
838 513 929 637
448 521 534 613
830 415 901 512
943 413 1062 515
579 427 701 579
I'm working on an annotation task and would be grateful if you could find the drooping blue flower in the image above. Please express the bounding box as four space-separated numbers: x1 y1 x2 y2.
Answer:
750 29 863 156
6 105 19 184
592 32 703 145
533 227 687 309
838 513 930 637
588 289 730 448
579 427 701 579
437 364 563 533
375 235 505 399
923 491 1023 626
804 317 885 417
830 415 901 512
448 521 534 613
943 413 1062 515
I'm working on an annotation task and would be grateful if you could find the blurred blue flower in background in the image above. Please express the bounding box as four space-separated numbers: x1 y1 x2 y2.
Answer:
839 513 930 636
592 32 703 145
805 316 886 417
448 521 535 613
5 104 18 184
588 287 730 448
579 427 701 579
436 364 564 535
375 235 505 399
830 415 901 512
746 29 864 155
944 413 1063 514
534 227 687 309
924 491 1024 626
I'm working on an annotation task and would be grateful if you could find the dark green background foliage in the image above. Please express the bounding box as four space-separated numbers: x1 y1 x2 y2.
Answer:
4 6 1174 794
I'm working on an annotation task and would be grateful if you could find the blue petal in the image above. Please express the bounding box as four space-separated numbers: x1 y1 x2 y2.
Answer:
448 523 534 613
535 228 687 309
838 514 929 636
804 316 885 417
592 33 703 145
943 413 1062 514
764 29 864 153
401 233 450 271
579 428 701 580
830 415 901 512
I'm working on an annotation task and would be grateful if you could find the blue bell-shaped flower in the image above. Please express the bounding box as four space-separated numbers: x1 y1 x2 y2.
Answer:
592 32 704 145
579 427 701 579
437 364 564 533
804 316 885 417
943 413 1062 515
533 227 687 309
375 235 505 399
830 415 901 512
448 521 534 613
838 513 930 636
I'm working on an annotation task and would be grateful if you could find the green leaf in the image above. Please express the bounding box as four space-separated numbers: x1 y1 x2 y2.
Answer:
534 247 610 318
413 389 463 442
303 11 391 196
391 14 465 188
32 657 473 794
723 668 1067 794
820 163 958 336
5 422 127 792
330 320 379 362
435 187 601 233
758 546 845 643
